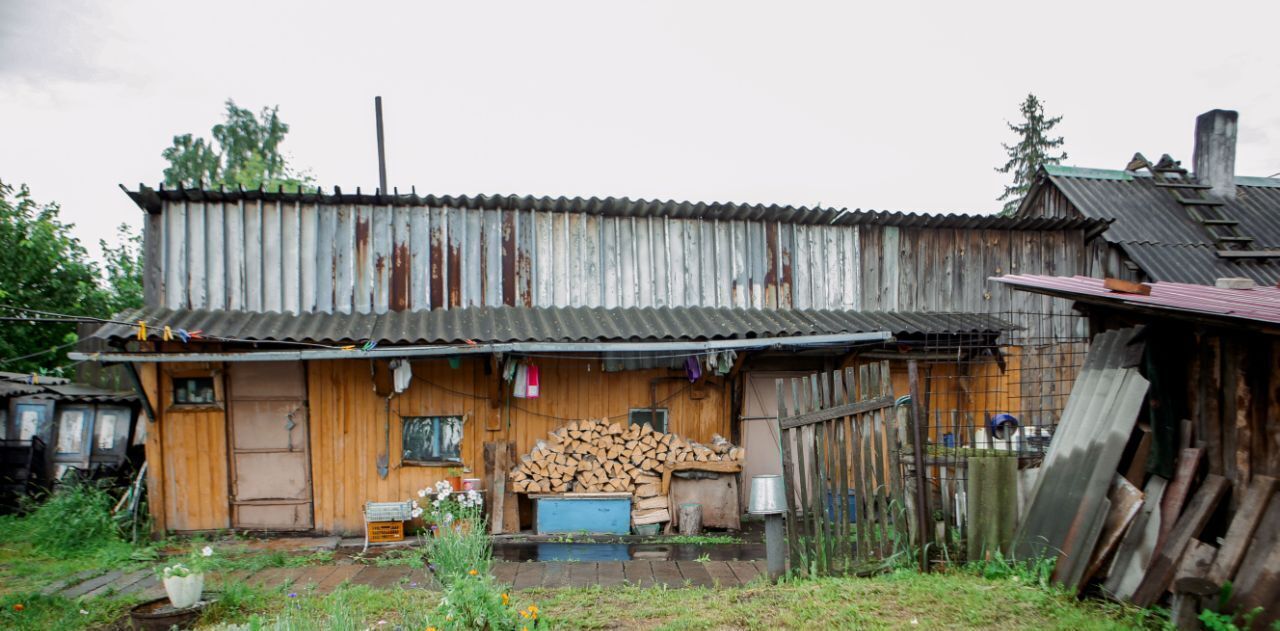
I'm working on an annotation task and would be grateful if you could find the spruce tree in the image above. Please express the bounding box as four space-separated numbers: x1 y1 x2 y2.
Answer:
996 94 1067 215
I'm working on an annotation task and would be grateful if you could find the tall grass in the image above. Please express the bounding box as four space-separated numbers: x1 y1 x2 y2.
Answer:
6 481 123 558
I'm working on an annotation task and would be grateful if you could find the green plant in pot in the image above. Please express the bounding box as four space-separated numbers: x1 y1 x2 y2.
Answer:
157 545 215 609
414 480 484 535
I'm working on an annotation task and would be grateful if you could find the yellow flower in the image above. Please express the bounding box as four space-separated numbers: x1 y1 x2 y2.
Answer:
426 627 436 631
13 604 24 612
521 610 530 618
530 604 538 613
469 569 478 576
502 593 510 605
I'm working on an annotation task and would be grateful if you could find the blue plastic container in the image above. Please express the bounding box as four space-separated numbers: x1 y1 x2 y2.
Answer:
534 494 631 535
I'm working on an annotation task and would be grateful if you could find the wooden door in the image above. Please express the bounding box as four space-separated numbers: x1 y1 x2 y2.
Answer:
227 362 313 530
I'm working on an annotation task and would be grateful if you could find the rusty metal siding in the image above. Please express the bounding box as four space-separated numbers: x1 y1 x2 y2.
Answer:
151 200 1099 318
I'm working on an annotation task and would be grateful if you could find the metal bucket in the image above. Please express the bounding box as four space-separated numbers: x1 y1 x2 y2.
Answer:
748 474 787 515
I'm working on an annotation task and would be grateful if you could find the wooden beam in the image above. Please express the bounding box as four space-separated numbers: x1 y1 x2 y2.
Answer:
1206 475 1277 586
1160 448 1204 551
1131 474 1229 607
779 395 895 430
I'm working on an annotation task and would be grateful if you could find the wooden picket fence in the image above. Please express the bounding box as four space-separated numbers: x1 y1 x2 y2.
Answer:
775 361 903 575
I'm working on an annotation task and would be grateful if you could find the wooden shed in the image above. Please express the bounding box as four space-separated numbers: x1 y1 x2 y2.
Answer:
74 187 1110 535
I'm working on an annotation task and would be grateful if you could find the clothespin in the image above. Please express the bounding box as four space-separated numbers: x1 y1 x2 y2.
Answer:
137 321 147 340
341 344 356 351
162 326 173 341
186 329 203 340
361 340 378 352
174 328 189 343
464 339 477 346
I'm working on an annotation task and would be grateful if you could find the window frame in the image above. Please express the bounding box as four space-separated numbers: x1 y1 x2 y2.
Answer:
400 415 464 467
166 370 224 411
628 408 670 434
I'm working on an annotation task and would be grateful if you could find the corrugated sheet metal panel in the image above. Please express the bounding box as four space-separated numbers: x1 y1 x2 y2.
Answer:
0 381 43 397
127 186 1107 230
136 189 1106 315
0 371 71 385
93 305 1010 345
1028 169 1280 285
30 384 138 403
994 274 1280 326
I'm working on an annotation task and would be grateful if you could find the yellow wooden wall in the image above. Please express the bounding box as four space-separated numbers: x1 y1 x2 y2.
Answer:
306 356 726 534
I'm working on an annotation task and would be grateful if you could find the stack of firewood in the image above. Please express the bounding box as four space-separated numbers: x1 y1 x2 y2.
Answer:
509 419 744 522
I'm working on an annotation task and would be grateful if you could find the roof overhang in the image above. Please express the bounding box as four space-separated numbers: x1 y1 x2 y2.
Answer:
70 331 895 364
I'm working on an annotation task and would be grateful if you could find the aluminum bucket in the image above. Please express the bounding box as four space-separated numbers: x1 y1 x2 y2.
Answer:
748 474 787 515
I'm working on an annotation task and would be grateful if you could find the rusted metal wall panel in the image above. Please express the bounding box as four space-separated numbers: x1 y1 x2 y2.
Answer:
151 201 1099 321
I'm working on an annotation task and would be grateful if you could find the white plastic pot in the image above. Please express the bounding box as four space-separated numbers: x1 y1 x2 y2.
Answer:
162 572 204 609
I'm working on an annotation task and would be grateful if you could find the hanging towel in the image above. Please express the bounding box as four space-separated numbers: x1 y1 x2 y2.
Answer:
526 364 540 398
513 364 529 398
685 356 702 383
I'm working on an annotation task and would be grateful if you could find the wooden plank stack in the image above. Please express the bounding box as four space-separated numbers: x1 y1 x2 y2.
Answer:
508 419 744 526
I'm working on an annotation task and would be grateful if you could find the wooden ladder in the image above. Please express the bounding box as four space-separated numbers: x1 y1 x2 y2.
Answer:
1130 153 1280 260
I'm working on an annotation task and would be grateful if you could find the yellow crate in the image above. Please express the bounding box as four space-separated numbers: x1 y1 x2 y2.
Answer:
367 520 405 543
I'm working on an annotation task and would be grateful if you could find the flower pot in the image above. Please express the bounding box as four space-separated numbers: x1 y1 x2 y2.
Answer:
162 572 205 609
446 476 463 491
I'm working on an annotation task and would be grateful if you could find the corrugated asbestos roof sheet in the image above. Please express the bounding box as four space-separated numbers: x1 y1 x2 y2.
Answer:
0 379 136 402
93 305 1010 346
122 185 1107 232
1037 165 1280 284
994 274 1280 328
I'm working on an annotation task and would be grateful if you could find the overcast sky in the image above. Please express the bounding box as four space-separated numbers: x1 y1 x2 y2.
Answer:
2 1 1278 258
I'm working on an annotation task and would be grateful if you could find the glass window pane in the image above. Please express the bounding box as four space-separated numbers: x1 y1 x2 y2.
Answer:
0 410 7 440
402 416 462 463
629 408 668 433
18 408 44 441
173 377 216 404
56 410 85 454
96 413 119 450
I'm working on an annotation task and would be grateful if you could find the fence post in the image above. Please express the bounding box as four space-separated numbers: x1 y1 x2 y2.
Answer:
908 359 931 573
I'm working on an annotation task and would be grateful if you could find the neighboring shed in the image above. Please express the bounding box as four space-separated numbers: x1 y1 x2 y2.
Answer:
1017 109 1280 285
0 372 141 509
75 186 1111 535
995 274 1280 624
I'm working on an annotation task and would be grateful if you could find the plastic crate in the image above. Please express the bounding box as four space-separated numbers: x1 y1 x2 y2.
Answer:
367 521 405 543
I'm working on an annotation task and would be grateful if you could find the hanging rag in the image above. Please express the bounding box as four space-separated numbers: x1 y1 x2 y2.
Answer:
716 349 737 375
512 364 529 398
525 364 540 398
684 356 702 383
391 359 413 393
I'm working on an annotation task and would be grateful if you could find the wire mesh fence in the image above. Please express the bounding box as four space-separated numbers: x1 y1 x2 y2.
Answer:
894 310 1090 558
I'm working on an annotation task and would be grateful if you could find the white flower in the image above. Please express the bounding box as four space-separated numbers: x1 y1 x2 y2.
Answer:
417 488 427 498
432 499 441 508
410 508 423 518
201 546 214 557
437 491 449 501
411 500 419 509
79 609 89 615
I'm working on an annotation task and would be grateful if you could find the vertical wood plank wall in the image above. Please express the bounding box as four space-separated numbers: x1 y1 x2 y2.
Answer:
305 357 727 534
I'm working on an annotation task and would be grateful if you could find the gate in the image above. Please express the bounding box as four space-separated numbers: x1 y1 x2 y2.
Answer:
775 361 902 575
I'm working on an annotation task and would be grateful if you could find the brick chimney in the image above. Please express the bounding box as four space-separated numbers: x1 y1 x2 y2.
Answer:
1193 109 1238 199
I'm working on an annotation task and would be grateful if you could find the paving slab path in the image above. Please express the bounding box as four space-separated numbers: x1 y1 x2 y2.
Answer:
49 559 764 599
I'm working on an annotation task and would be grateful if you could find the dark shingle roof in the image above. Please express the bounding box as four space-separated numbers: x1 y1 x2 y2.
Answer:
1030 165 1280 284
93 305 1010 346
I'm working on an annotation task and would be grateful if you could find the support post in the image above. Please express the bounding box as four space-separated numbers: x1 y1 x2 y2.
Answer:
764 513 786 582
908 360 931 572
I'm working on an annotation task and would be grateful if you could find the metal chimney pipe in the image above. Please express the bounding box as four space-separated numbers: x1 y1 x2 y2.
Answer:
375 96 388 195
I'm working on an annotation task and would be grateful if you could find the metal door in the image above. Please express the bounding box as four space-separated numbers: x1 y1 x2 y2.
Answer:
227 362 313 529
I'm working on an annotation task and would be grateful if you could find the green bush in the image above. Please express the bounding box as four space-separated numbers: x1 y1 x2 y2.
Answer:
423 507 492 585
11 481 123 558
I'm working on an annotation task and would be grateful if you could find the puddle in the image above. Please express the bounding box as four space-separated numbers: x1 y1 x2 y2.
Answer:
491 542 766 562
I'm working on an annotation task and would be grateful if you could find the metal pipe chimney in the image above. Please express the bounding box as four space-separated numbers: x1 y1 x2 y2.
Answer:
1193 109 1238 199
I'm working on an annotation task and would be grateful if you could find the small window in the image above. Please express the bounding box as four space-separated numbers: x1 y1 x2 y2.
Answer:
95 412 122 451
55 410 87 454
402 416 463 464
629 408 669 434
173 376 217 405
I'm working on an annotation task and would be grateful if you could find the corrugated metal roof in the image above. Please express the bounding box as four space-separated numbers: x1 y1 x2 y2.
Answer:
0 371 71 385
1034 166 1280 284
0 381 44 397
124 185 1107 232
28 384 138 403
93 305 1010 346
993 274 1280 328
